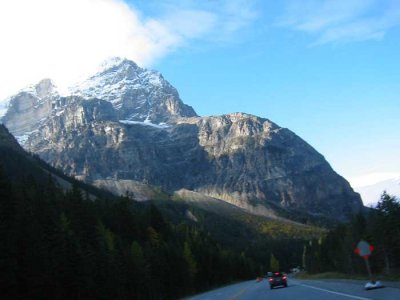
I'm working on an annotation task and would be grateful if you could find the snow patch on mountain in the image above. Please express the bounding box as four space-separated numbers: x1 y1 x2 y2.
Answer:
98 57 126 73
119 119 170 129
146 71 163 87
15 130 38 145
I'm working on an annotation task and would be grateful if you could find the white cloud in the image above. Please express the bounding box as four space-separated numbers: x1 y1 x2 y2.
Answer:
0 0 168 99
277 0 400 45
0 0 258 100
162 9 218 39
146 0 259 43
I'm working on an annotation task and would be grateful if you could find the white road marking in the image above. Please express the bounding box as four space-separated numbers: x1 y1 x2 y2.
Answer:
300 283 372 300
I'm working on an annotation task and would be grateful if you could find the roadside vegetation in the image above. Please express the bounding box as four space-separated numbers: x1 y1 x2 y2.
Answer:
295 271 400 281
0 165 260 299
302 192 400 280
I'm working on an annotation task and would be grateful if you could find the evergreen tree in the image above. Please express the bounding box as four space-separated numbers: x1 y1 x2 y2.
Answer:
270 253 280 271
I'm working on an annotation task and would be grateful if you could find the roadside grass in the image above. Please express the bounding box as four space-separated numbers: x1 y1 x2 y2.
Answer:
295 271 400 282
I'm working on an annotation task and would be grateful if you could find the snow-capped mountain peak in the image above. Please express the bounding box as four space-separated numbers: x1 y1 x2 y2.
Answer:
1 57 197 143
95 57 141 78
69 57 197 122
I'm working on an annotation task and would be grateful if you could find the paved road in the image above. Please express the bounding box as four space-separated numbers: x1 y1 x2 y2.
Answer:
188 278 400 300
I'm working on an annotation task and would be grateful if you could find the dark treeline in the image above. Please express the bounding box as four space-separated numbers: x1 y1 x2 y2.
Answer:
303 192 400 277
0 170 260 299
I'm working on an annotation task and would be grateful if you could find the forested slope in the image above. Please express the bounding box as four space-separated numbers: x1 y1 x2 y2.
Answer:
0 124 318 299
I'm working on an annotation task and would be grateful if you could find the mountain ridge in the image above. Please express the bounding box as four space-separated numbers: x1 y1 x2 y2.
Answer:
0 57 364 222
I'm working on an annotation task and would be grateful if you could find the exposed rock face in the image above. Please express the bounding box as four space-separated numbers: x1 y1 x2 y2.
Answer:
178 114 362 217
26 109 362 219
0 58 363 220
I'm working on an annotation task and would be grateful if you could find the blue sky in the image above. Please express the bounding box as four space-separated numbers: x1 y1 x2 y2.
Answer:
130 0 400 189
0 0 399 203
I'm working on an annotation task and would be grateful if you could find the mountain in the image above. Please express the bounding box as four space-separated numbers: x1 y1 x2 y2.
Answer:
0 57 363 222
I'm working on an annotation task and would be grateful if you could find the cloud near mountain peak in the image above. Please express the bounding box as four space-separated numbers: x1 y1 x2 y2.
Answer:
0 0 257 100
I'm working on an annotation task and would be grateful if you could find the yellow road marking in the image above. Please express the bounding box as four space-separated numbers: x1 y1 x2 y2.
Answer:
230 285 250 300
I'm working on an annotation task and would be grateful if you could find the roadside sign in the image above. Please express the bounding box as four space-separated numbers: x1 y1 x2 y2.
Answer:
354 240 382 290
354 240 374 259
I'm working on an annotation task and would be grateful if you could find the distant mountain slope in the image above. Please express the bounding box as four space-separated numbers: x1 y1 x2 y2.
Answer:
0 58 363 222
355 177 400 206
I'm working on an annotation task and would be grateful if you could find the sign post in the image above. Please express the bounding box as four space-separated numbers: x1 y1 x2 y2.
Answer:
354 240 383 290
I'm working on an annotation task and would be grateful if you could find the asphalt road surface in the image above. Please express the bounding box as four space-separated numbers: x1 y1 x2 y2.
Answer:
188 277 400 300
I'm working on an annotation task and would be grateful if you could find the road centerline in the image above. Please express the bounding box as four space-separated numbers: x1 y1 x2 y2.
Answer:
229 284 251 300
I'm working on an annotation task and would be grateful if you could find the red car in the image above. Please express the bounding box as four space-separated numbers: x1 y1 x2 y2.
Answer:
268 272 287 289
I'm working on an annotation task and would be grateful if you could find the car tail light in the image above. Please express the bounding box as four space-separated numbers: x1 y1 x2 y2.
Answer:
283 276 287 280
268 278 273 282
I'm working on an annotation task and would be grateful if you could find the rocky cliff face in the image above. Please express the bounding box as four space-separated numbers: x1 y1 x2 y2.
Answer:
0 58 363 221
26 109 362 219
